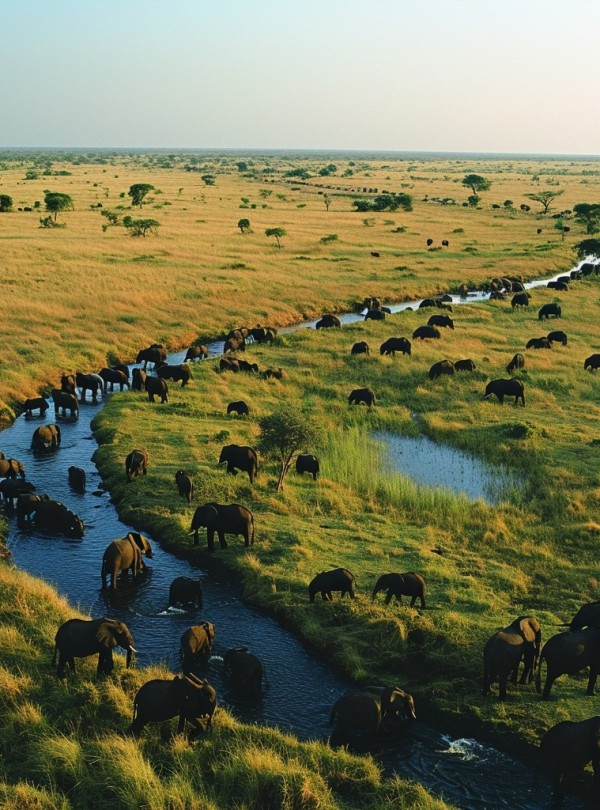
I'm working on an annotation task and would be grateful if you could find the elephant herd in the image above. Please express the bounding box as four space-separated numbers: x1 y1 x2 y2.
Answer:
483 602 600 800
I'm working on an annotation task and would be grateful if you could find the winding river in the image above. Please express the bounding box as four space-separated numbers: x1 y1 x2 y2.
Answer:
1 261 593 809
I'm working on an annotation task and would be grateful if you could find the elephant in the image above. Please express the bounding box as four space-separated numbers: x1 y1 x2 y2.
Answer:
68 465 86 492
175 470 193 502
526 337 551 350
506 353 525 374
128 673 217 738
0 457 25 479
296 453 320 480
248 327 277 343
227 400 249 416
51 389 79 418
60 373 77 395
53 617 135 679
363 685 417 727
482 616 542 700
330 691 383 737
539 716 600 802
511 292 530 307
237 359 259 373
380 337 411 356
190 503 254 550
219 356 240 373
218 444 258 484
181 623 215 670
539 303 561 319
412 325 441 340
547 280 569 291
17 496 84 537
224 336 245 353
262 367 287 379
351 341 370 355
454 358 476 372
580 262 599 276
131 368 147 390
511 281 525 293
315 314 341 329
571 269 583 280
157 363 192 387
22 397 49 417
169 576 203 609
547 330 568 346
75 372 103 402
101 532 153 589
309 568 355 602
227 328 250 342
125 448 148 481
348 387 376 407
2 480 36 509
146 377 169 403
418 298 438 309
557 275 571 285
184 344 209 361
490 290 506 300
136 345 167 368
484 379 525 406
429 360 455 380
224 647 266 693
584 354 600 371
536 626 600 699
98 367 129 392
371 572 426 608
570 600 600 632
364 308 385 321
31 423 61 451
427 314 454 330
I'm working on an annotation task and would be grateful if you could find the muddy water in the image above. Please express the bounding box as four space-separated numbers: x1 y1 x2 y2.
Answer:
1 262 593 808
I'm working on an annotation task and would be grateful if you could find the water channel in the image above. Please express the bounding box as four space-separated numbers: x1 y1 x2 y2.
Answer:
1 261 594 809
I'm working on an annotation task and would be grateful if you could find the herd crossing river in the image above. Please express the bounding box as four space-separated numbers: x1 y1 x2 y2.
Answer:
1 261 593 809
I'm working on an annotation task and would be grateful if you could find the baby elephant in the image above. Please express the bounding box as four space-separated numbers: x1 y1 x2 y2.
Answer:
181 622 215 671
169 576 203 609
309 568 356 602
175 470 193 502
128 673 217 739
296 453 320 480
371 572 426 608
125 448 148 481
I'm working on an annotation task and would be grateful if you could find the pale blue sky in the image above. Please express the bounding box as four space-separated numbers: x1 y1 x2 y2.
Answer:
1 0 598 153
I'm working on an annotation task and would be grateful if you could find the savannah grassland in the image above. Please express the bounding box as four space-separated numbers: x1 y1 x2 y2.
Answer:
1 150 600 809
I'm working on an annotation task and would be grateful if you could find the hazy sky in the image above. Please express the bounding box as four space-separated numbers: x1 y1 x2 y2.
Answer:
2 0 599 154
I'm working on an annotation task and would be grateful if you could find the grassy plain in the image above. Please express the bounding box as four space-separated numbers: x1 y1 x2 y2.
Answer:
1 150 600 806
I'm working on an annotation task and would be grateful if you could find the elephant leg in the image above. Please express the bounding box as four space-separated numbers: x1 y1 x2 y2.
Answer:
542 673 555 700
226 464 238 476
207 529 215 552
218 531 228 549
510 663 519 685
410 595 417 607
586 669 598 696
384 590 393 605
498 672 509 700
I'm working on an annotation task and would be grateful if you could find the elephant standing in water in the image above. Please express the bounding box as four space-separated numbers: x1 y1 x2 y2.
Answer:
31 423 61 451
53 617 136 678
224 647 266 693
190 503 254 550
169 576 203 608
17 496 84 538
128 674 217 738
68 466 86 492
51 389 79 418
539 716 600 803
181 623 215 671
0 457 25 479
22 397 49 417
330 686 415 740
218 444 258 484
101 532 153 589
482 616 541 700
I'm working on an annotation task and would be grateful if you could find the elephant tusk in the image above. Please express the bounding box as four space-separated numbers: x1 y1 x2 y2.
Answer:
129 647 138 653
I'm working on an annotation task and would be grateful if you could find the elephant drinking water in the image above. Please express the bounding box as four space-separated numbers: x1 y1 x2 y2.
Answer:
101 532 153 589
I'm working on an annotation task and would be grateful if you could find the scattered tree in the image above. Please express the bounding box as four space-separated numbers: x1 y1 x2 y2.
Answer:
258 405 322 491
467 194 481 207
101 209 120 227
574 238 600 259
284 168 310 180
201 175 215 186
0 194 13 212
44 191 73 221
503 200 514 208
573 203 600 234
523 190 563 215
265 227 286 248
238 218 251 233
236 161 248 172
462 174 491 195
128 183 154 207
352 193 412 213
122 216 160 237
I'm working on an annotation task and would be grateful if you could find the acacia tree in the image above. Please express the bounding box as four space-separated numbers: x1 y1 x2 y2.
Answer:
44 191 73 221
122 216 160 237
238 218 251 233
574 238 600 259
462 174 491 195
128 183 154 207
524 189 563 215
258 405 322 491
265 227 286 248
0 194 13 212
574 203 600 234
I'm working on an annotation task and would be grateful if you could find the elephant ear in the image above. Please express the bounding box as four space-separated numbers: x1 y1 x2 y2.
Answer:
128 532 145 550
202 622 215 641
519 618 537 643
96 621 119 649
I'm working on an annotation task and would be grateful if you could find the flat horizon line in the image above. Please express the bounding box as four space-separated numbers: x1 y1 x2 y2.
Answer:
1 146 600 160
